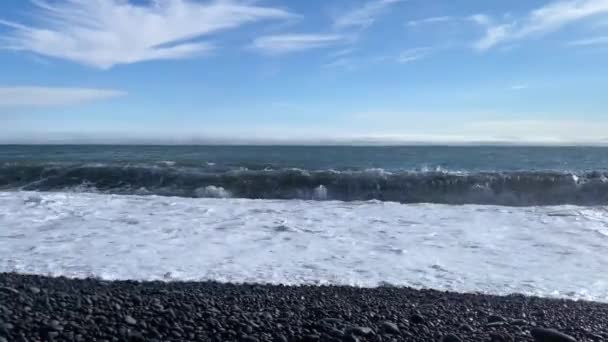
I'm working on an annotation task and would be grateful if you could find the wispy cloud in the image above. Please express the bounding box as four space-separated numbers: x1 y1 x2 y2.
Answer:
0 86 125 107
251 34 345 55
462 120 608 143
474 0 608 51
397 47 433 63
0 0 294 69
407 16 452 27
324 47 432 70
406 14 492 29
468 14 492 26
567 35 608 45
333 0 404 29
327 47 357 58
324 57 361 70
509 84 529 90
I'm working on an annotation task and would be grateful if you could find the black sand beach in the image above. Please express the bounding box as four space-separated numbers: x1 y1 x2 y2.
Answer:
1 273 606 341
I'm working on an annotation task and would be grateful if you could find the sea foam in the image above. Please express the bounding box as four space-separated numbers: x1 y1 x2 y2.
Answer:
1 191 607 302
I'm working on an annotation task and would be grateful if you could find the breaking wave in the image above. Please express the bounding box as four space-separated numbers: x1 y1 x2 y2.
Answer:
2 162 608 206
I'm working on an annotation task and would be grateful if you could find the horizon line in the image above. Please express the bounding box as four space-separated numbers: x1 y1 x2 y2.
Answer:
2 141 608 147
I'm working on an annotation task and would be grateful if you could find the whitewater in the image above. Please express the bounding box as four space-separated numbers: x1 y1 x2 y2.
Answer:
2 191 607 302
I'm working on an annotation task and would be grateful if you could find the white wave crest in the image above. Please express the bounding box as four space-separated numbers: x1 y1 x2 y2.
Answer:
195 185 231 198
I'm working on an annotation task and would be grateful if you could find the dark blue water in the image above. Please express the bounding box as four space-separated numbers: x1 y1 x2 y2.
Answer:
1 145 608 205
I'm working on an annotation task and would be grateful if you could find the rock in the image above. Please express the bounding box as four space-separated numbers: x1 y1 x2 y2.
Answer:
0 322 14 332
531 328 577 342
128 330 145 342
0 287 19 295
586 332 602 341
380 321 400 335
348 326 374 336
490 333 508 342
410 314 425 324
124 315 137 326
302 334 320 342
459 324 474 332
442 333 462 342
28 287 41 294
48 320 62 331
274 334 288 342
510 319 528 326
327 327 344 337
240 336 259 342
0 337 7 342
487 322 507 328
488 315 507 323
342 335 359 342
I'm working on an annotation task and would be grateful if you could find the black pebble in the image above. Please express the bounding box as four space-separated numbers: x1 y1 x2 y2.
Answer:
531 328 577 342
1 273 606 342
410 314 425 324
342 335 359 342
510 319 528 326
380 321 400 335
490 332 509 342
442 333 462 342
302 334 320 342
124 315 137 326
348 326 373 336
488 315 507 323
459 324 474 332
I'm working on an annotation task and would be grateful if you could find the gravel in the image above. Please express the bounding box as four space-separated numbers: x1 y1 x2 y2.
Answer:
1 273 607 341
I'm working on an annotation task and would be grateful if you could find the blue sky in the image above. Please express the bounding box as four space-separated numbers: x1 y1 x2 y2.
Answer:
1 0 607 144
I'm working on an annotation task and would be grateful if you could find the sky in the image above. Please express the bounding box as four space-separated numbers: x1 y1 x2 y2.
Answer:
0 0 607 144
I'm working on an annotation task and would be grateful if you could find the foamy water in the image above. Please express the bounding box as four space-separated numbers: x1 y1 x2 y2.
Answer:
1 191 607 302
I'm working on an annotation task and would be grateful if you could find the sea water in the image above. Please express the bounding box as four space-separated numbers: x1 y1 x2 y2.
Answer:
1 145 607 301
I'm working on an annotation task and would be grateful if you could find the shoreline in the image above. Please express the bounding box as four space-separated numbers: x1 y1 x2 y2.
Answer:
2 273 607 341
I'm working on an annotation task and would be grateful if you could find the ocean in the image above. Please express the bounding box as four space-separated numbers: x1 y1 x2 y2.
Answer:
1 145 608 301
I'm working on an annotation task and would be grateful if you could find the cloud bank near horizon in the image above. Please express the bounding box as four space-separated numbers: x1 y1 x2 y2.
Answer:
1 120 607 145
0 86 125 107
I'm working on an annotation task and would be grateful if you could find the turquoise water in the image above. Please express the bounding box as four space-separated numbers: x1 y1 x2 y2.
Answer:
1 145 608 171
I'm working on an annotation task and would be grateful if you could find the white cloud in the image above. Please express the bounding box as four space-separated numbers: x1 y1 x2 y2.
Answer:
251 34 345 54
397 47 432 63
407 16 452 27
468 14 492 26
324 57 360 70
251 0 402 57
0 86 125 107
474 0 608 51
567 35 608 45
324 47 433 70
333 0 404 29
327 47 356 58
406 14 491 28
475 24 512 51
0 0 294 69
461 120 608 143
509 84 529 90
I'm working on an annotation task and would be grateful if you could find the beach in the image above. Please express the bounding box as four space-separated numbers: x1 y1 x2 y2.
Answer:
2 273 607 342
